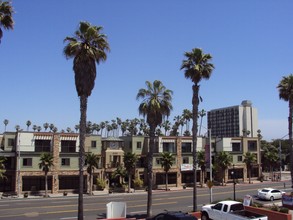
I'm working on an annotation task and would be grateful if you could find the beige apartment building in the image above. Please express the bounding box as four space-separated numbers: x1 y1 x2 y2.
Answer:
0 131 262 195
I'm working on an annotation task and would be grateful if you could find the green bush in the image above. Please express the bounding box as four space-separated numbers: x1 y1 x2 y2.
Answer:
96 178 106 190
133 178 143 188
279 207 289 214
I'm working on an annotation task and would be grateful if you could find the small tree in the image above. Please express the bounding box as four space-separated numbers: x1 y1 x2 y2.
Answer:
39 153 54 197
215 151 232 185
197 150 206 187
160 152 175 191
123 152 138 193
243 152 256 184
0 156 6 180
85 153 100 195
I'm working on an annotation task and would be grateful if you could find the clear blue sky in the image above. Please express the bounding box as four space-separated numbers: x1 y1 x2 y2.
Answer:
1 0 292 141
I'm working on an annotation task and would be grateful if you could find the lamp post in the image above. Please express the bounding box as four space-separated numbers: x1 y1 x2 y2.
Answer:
208 129 212 203
17 131 22 197
279 134 289 181
231 164 236 200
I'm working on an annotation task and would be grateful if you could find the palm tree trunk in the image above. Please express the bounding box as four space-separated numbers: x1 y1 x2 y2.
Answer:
192 84 199 212
289 100 293 188
165 172 168 191
45 172 48 198
89 171 93 195
78 95 87 220
128 173 132 193
249 167 251 184
147 124 155 218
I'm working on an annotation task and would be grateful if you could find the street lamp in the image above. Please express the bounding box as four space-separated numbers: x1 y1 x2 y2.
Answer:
279 134 288 181
208 129 212 203
231 164 236 200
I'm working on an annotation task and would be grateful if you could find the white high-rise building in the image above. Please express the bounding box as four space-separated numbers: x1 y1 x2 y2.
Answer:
207 100 258 138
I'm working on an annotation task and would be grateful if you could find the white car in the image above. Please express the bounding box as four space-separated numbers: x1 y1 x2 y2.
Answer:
257 188 285 201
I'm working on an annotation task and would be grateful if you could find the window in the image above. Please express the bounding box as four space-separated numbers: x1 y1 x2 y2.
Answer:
91 141 96 148
163 142 175 153
214 203 223 211
248 141 257 151
182 143 192 153
61 140 76 153
156 158 161 165
35 140 51 152
23 158 32 166
237 156 242 162
8 138 15 147
61 158 70 166
182 157 189 164
136 142 142 149
232 143 241 152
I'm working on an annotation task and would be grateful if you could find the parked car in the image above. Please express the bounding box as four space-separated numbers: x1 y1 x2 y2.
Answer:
257 188 285 201
201 200 267 220
148 211 197 220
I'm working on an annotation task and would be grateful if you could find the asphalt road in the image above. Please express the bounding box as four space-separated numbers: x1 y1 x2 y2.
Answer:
0 180 290 220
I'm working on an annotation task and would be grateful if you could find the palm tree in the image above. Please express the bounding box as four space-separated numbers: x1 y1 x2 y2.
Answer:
160 152 175 191
0 156 6 180
197 150 206 187
75 124 80 133
3 119 8 131
63 21 109 220
39 153 54 198
182 109 192 133
32 125 37 131
15 125 20 131
243 152 256 184
277 74 293 187
136 80 173 217
85 153 100 195
111 164 126 186
215 151 232 185
43 123 49 131
49 123 54 132
0 0 14 43
123 152 138 193
26 120 31 131
180 48 214 211
198 109 206 136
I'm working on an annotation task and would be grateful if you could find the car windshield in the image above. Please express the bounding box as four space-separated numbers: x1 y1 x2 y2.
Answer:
261 189 270 192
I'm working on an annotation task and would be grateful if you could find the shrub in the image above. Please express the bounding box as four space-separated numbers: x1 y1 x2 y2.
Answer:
96 178 106 190
133 178 143 188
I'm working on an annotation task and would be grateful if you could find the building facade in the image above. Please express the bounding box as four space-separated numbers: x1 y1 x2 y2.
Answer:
0 130 262 195
207 100 258 138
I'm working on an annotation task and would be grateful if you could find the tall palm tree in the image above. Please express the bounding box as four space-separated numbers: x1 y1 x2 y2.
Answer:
182 109 192 133
215 151 232 185
160 152 175 191
123 152 138 193
277 74 293 187
198 109 206 136
15 125 20 131
180 48 214 211
49 123 54 132
3 119 8 131
85 152 100 195
243 152 256 184
136 80 173 217
0 156 6 180
39 153 54 198
0 0 14 43
26 120 31 131
63 21 109 220
43 123 49 131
